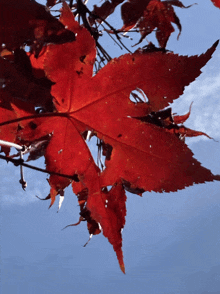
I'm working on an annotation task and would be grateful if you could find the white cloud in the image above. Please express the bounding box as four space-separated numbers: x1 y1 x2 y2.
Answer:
172 53 220 143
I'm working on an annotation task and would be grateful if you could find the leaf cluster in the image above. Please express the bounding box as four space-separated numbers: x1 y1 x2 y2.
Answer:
0 0 220 272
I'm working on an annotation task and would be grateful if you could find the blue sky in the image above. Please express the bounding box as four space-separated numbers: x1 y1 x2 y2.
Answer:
1 1 220 293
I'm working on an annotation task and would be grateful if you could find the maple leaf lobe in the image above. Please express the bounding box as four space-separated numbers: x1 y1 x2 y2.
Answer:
211 0 220 8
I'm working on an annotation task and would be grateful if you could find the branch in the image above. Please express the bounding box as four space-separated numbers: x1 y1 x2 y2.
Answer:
0 154 79 181
88 10 132 53
75 0 113 63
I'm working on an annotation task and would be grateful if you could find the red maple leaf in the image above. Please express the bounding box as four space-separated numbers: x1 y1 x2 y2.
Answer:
0 2 219 272
211 0 220 8
119 0 193 48
136 0 193 48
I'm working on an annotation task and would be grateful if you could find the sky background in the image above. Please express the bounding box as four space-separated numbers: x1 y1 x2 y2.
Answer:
1 0 220 293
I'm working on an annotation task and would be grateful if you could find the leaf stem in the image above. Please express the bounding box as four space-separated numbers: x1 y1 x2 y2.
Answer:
19 151 27 190
0 139 24 151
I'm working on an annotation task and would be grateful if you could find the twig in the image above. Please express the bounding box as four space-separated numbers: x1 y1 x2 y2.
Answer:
0 140 27 189
19 149 27 190
0 154 79 180
92 15 132 53
0 139 24 151
83 234 92 247
100 23 123 50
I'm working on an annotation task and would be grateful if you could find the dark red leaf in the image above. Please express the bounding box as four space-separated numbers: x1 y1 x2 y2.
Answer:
90 0 125 24
0 0 75 52
119 0 193 48
121 0 151 30
0 53 53 109
46 0 57 7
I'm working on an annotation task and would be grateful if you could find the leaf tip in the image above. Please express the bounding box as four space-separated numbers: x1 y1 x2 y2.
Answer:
48 188 57 208
115 247 126 274
213 39 219 49
214 174 220 181
120 263 126 274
